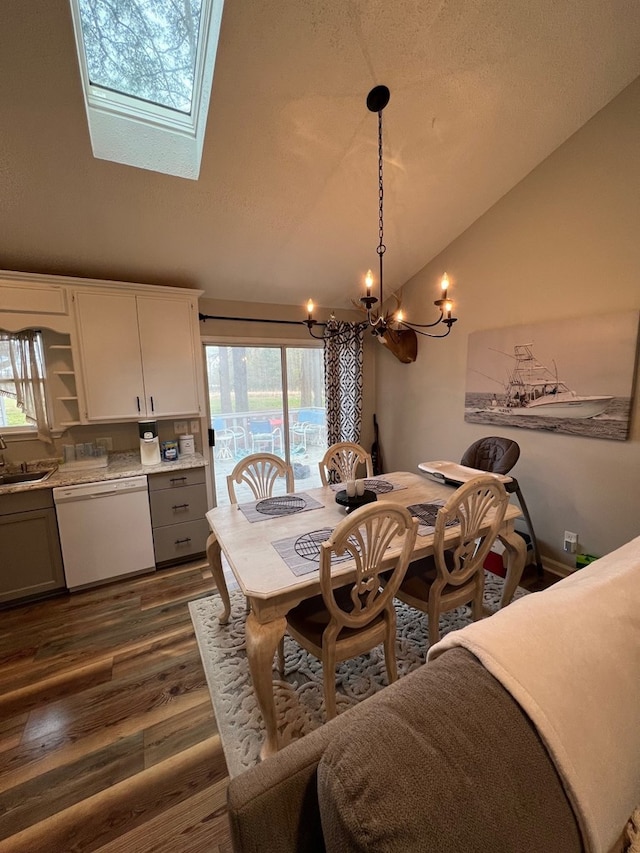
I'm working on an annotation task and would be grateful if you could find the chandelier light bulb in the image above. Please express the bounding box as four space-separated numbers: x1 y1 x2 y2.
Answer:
307 299 314 320
365 270 374 292
396 309 404 324
441 273 449 298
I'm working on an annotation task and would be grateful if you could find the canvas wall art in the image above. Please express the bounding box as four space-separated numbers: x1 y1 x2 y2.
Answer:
464 311 639 440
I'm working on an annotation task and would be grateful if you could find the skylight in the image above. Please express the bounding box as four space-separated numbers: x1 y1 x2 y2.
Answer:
69 0 224 179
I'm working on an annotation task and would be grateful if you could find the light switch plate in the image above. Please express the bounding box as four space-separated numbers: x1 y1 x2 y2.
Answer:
174 421 187 434
190 420 200 434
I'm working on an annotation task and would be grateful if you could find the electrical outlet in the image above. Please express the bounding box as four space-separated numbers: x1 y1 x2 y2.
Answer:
563 531 578 553
174 421 187 435
96 437 113 451
190 420 200 434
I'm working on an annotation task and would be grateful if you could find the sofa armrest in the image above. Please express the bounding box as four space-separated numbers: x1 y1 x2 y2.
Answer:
228 714 337 853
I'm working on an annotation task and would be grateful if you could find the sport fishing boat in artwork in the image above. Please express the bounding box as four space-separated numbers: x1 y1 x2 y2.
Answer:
490 344 613 419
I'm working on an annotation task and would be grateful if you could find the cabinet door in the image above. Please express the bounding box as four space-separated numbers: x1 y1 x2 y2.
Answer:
0 509 65 603
75 291 145 420
136 296 201 417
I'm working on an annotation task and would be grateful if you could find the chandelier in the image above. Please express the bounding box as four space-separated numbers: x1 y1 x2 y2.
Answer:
304 85 458 360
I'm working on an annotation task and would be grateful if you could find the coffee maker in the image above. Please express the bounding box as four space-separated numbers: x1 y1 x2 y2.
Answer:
138 419 161 466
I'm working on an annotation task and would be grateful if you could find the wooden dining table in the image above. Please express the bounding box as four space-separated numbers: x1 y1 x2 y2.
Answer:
205 470 527 760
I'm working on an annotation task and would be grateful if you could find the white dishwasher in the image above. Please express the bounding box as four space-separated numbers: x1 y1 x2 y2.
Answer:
53 476 155 590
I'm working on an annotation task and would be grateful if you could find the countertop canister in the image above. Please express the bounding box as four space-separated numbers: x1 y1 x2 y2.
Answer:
178 434 195 456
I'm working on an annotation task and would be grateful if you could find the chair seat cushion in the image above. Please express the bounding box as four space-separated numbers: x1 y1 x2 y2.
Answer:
399 553 459 601
287 586 385 647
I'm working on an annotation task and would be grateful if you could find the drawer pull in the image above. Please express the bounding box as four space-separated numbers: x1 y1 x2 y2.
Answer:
174 537 192 545
172 503 189 510
169 476 188 484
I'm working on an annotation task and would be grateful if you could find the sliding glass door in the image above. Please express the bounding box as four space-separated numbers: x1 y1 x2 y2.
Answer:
204 343 326 506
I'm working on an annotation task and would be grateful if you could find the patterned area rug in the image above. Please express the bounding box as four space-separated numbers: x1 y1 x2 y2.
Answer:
189 571 528 778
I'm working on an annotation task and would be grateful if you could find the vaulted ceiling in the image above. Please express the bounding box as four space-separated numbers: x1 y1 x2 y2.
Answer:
2 1 640 310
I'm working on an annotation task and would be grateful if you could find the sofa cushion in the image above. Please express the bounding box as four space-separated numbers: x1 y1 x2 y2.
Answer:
317 648 582 853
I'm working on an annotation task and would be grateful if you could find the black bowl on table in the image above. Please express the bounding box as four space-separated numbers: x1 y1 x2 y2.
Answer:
335 489 377 513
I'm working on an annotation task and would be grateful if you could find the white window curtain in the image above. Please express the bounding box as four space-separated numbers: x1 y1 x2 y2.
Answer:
323 322 364 447
0 331 53 444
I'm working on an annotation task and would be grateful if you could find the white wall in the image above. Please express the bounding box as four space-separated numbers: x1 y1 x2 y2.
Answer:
377 76 640 570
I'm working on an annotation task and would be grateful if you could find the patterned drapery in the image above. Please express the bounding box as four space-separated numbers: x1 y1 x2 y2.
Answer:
323 322 364 447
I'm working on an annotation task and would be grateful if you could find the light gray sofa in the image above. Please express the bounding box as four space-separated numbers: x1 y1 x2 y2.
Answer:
227 646 583 852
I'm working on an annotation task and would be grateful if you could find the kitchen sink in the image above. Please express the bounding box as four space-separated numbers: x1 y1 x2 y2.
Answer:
0 468 57 486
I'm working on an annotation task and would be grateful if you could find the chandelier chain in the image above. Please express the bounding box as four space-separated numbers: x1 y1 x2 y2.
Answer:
377 110 386 259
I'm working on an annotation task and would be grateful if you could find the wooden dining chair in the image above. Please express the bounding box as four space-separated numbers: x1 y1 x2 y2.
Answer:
208 454 295 621
227 453 294 503
283 502 418 720
396 475 509 650
318 441 374 486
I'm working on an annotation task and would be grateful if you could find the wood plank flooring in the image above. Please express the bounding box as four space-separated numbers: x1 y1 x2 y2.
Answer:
0 559 558 852
0 560 232 853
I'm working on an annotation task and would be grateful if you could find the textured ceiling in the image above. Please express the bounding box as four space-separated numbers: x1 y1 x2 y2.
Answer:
2 1 640 310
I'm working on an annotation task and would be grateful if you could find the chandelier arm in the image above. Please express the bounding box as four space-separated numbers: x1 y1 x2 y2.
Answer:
398 314 445 329
402 323 453 339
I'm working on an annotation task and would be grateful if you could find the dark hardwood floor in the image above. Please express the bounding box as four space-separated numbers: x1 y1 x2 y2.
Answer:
0 559 232 853
0 559 558 852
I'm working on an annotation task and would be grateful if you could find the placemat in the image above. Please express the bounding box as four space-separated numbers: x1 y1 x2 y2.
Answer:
407 500 459 535
238 492 324 523
272 527 358 576
330 477 407 494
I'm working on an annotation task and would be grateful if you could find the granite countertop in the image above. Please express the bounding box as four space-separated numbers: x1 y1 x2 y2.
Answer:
0 451 208 495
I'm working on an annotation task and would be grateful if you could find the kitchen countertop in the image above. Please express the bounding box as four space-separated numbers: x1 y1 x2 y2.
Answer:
0 451 208 495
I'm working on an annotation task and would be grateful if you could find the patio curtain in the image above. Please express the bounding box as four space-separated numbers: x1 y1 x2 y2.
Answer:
0 331 53 444
323 322 364 447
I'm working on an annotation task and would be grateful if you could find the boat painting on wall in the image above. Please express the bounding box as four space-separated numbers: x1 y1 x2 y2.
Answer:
464 311 639 441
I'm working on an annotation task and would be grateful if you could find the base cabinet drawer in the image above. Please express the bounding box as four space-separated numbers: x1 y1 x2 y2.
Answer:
152 519 209 565
149 484 208 528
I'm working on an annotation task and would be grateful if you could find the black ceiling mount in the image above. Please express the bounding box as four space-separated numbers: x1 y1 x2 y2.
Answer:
366 85 390 113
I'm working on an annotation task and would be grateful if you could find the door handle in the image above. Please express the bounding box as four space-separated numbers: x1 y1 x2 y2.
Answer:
150 396 155 412
172 503 189 510
136 396 141 412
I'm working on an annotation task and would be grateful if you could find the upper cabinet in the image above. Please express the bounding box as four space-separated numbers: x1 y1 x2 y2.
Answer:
74 289 203 422
0 270 205 428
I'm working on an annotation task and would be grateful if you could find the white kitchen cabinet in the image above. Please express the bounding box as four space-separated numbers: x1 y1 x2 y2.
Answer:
74 290 202 421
